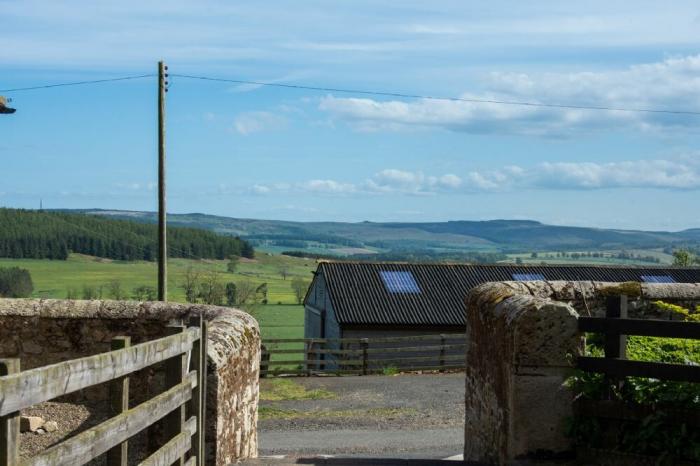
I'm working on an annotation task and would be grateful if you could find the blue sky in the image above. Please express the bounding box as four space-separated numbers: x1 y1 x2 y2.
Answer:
2 1 700 230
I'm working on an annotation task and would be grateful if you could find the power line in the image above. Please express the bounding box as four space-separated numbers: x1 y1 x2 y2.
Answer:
0 74 154 93
171 73 700 116
3 70 698 116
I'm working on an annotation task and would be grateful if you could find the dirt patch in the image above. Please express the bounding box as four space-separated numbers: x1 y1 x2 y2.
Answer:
19 401 148 464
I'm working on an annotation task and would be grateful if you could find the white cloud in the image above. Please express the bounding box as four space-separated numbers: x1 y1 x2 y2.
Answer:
364 169 462 194
466 156 700 191
251 184 271 194
300 179 356 194
319 55 700 136
249 155 700 197
233 111 286 135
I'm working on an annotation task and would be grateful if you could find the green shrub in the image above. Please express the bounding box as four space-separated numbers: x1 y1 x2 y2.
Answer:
0 266 33 297
567 304 700 461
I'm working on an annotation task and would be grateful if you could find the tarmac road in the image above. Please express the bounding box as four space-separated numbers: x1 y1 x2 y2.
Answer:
258 373 465 459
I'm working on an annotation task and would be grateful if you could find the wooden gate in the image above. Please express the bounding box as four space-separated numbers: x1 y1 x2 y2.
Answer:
0 317 208 466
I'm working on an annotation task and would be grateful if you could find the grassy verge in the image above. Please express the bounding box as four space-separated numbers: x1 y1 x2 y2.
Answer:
259 406 415 420
260 379 335 401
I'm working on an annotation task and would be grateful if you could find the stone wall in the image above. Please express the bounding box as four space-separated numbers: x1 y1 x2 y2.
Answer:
463 281 700 465
0 298 260 465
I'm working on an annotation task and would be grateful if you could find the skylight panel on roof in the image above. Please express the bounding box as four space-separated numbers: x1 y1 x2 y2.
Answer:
380 271 420 294
640 275 676 283
512 273 545 281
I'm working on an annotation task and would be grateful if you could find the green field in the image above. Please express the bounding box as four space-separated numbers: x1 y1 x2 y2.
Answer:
503 249 674 266
0 252 316 303
0 253 308 341
247 304 304 340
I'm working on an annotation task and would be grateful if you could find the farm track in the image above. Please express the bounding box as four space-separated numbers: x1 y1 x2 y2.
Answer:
259 373 465 459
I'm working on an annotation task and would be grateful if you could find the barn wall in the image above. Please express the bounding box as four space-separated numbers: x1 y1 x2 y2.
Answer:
304 274 325 339
304 273 343 369
341 327 465 369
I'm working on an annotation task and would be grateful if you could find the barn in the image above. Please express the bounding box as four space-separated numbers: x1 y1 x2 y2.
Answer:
304 261 700 342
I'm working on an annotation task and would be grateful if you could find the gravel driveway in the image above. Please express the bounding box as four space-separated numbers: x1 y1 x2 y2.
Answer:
258 373 465 459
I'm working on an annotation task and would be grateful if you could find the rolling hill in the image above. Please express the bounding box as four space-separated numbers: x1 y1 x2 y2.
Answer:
65 209 699 258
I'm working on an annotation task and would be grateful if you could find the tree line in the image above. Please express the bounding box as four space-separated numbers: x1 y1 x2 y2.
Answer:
180 264 310 308
0 208 254 261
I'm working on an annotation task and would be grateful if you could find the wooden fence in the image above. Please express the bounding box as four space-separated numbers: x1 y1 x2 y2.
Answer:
0 317 208 466
575 294 700 424
260 334 466 377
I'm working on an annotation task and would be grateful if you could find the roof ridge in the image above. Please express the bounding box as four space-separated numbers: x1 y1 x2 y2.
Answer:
319 260 698 270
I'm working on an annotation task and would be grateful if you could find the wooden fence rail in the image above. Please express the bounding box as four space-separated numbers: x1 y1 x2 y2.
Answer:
577 295 700 383
260 334 466 377
0 317 208 466
573 295 700 461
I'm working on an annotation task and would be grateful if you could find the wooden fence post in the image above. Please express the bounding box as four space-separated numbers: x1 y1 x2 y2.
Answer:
0 359 20 466
187 316 207 465
439 334 446 372
107 337 130 466
306 339 314 376
164 325 187 466
260 344 269 379
361 339 369 375
604 295 628 399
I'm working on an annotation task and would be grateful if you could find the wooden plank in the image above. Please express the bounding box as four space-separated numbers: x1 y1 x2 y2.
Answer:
361 339 369 376
577 357 700 383
198 321 208 464
186 317 204 466
0 359 20 466
574 399 700 427
579 317 700 339
604 296 627 400
261 369 363 376
261 354 466 367
262 334 466 344
261 364 466 376
107 337 131 466
266 344 466 356
368 364 465 373
309 348 363 355
604 296 627 360
439 334 446 373
164 325 187 466
261 349 310 355
0 328 199 416
25 372 196 466
305 340 314 376
368 354 465 365
364 344 465 354
138 416 196 466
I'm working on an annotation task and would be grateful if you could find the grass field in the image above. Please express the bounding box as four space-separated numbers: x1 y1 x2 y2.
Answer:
0 252 316 304
0 253 308 341
247 304 304 340
503 248 673 266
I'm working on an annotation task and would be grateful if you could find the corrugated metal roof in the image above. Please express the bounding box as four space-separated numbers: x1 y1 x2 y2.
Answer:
311 262 700 326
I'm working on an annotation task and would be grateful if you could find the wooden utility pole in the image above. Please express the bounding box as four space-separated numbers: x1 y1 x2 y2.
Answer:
158 61 168 301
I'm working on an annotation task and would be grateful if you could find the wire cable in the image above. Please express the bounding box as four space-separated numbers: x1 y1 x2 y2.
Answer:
171 73 700 116
0 74 154 93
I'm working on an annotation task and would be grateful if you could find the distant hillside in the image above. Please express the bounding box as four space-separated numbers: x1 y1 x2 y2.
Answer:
0 208 253 261
66 209 700 258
